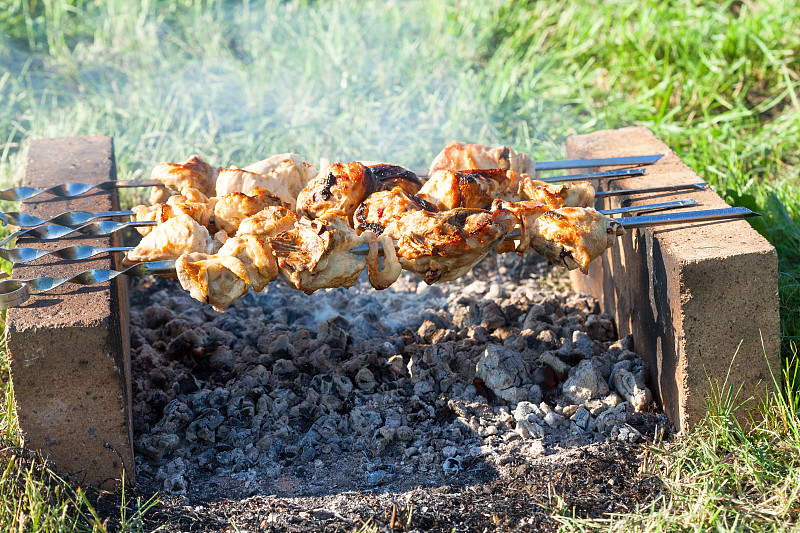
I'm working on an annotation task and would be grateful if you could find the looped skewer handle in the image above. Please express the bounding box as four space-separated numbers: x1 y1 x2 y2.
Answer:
0 260 176 308
0 220 156 247
0 179 161 202
0 209 135 228
0 245 134 264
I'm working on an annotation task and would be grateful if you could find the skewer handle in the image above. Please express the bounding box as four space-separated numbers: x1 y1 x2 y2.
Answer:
535 154 663 171
0 220 156 247
0 209 135 229
0 260 176 308
619 206 759 228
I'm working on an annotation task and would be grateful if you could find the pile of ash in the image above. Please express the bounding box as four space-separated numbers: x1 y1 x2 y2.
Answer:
130 255 667 499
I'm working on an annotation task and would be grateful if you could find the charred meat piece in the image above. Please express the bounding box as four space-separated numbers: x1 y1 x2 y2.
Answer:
236 205 300 238
362 230 403 290
271 214 367 294
518 177 596 208
354 186 436 234
429 141 534 175
133 188 214 236
528 207 625 274
368 163 423 195
125 213 221 265
296 162 380 223
213 188 287 235
150 154 218 202
176 252 251 313
491 199 551 254
417 169 519 210
389 207 516 284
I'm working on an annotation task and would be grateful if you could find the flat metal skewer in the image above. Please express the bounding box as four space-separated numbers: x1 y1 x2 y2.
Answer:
0 205 757 308
0 200 698 265
535 154 663 171
595 183 707 198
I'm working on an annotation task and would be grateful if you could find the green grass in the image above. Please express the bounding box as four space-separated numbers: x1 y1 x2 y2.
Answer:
1 0 799 530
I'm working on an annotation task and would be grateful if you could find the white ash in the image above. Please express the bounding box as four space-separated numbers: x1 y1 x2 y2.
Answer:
130 254 662 498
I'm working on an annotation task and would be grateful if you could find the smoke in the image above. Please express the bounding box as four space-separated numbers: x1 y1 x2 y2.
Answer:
0 0 574 189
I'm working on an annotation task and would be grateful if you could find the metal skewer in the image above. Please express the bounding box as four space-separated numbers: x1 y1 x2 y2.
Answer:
0 205 758 308
0 155 662 202
538 168 646 183
0 179 160 202
0 209 135 228
595 183 707 198
0 220 156 247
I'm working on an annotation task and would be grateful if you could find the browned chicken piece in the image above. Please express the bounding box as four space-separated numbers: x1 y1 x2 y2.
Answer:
417 169 519 210
213 188 287 235
150 154 218 201
491 199 551 254
527 207 625 274
429 141 534 175
216 155 317 209
296 162 380 223
354 186 436 235
388 207 516 284
176 252 251 312
216 234 279 292
125 213 221 265
236 206 299 238
518 177 595 208
367 164 423 195
362 230 403 290
271 214 367 294
133 188 214 236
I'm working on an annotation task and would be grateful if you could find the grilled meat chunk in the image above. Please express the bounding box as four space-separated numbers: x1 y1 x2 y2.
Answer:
216 234 279 292
176 252 251 312
417 169 519 210
296 162 380 223
133 188 215 236
215 155 317 210
518 178 595 208
429 141 534 175
368 163 423 195
527 207 625 274
213 188 287 235
354 186 436 234
235 206 299 238
125 213 221 264
389 207 516 284
271 214 367 294
362 230 403 290
150 155 218 202
491 199 551 254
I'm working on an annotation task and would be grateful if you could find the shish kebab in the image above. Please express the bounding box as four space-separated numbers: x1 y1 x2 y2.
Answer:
1 142 757 311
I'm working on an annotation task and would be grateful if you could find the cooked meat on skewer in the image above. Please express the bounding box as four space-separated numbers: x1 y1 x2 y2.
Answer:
176 253 251 313
491 199 551 254
296 162 380 223
124 213 222 265
388 207 516 284
149 155 218 203
236 206 300 238
362 230 403 290
354 186 436 234
517 177 595 208
215 234 279 292
213 188 287 235
216 154 317 209
133 188 215 236
429 141 534 175
417 168 521 210
367 163 423 194
270 214 367 294
529 207 624 273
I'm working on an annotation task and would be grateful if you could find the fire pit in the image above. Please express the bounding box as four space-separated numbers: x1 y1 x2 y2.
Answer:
4 128 779 499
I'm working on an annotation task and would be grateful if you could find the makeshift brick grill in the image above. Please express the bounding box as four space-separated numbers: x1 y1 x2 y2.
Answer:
4 130 780 491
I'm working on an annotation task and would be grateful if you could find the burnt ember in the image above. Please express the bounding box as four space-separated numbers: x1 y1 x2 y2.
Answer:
130 253 667 524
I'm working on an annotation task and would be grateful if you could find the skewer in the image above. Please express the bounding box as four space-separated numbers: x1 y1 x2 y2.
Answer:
0 180 696 231
0 205 756 308
538 168 646 183
0 200 698 265
0 155 663 202
0 220 156 247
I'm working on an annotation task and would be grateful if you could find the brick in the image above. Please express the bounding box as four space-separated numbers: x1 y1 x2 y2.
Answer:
7 136 134 489
565 127 779 432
